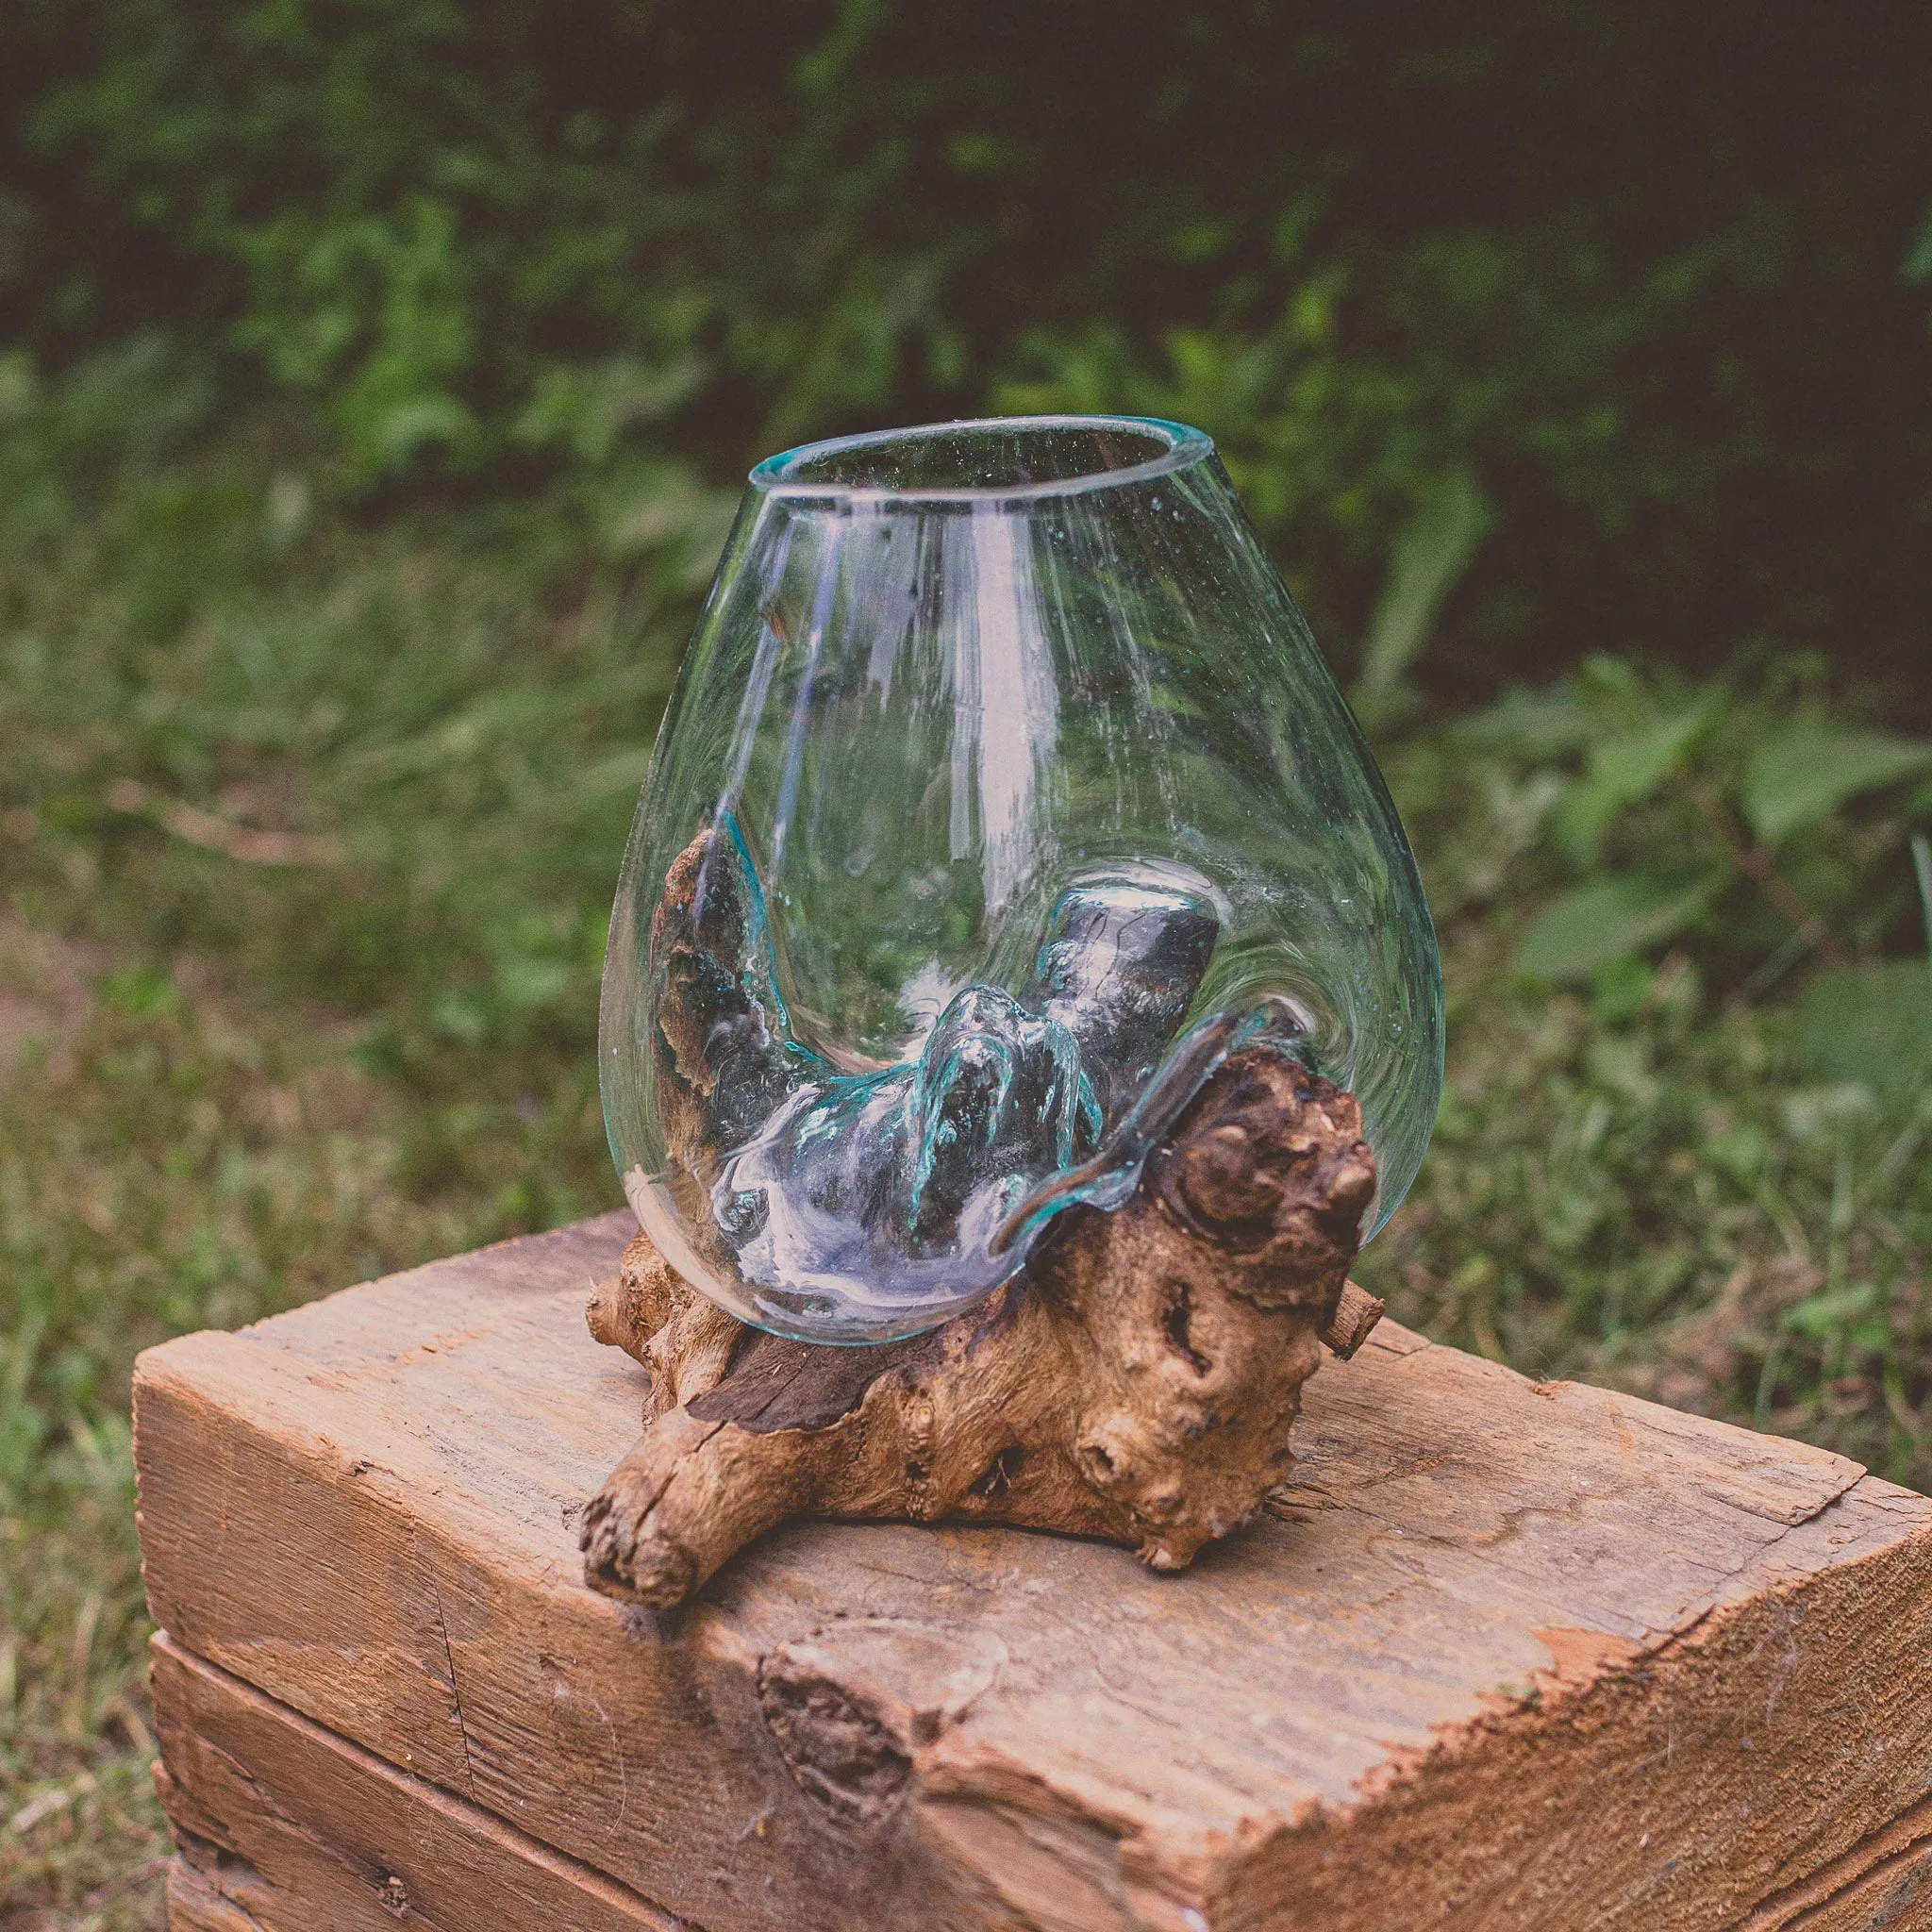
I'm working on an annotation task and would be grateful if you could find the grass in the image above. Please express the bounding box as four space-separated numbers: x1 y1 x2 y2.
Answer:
1 353 1927 1928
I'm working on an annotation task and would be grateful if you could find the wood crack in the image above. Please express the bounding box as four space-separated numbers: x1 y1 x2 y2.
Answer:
425 1557 481 1805
184 1867 276 1932
1739 1784 1932 1928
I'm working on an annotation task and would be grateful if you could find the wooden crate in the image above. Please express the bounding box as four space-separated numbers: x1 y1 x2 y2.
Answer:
134 1212 1932 1931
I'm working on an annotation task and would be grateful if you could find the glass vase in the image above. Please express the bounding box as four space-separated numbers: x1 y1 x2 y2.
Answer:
601 416 1441 1343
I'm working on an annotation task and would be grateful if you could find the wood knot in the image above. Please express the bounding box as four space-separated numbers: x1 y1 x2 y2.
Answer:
1149 1053 1361 1251
754 1623 1002 1831
1174 1123 1281 1228
758 1651 913 1830
1324 1158 1377 1225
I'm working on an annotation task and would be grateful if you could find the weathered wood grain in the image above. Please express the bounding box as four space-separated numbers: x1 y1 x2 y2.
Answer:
168 1859 271 1932
152 1633 683 1931
155 1681 1932 1932
1733 1788 1932 1931
136 1214 1932 1932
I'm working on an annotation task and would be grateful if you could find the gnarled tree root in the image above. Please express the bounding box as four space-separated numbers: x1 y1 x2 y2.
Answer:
581 1049 1384 1610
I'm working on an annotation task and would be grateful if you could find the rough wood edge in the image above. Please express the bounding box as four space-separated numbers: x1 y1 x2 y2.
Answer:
168 1859 271 1932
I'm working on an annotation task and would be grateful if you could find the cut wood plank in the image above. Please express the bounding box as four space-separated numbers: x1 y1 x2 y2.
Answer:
151 1633 683 1931
135 1213 1932 1932
153 1667 1932 1932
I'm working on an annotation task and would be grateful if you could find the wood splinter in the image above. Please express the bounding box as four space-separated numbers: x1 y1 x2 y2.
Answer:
581 1046 1384 1610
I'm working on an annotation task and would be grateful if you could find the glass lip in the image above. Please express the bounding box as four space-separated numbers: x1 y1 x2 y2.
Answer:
748 413 1215 506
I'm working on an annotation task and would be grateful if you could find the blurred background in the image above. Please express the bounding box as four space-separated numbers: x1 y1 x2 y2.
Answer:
2 5 1929 1921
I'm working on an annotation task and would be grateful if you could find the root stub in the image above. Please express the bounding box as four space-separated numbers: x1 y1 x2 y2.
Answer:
581 1048 1381 1609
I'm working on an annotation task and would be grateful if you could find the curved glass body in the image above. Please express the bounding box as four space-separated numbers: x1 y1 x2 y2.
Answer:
602 416 1441 1342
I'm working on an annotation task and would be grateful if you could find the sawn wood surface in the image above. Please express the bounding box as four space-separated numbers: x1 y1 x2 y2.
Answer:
134 1213 1932 1932
152 1632 680 1931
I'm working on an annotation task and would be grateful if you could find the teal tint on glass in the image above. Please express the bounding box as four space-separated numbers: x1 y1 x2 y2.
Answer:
601 416 1442 1342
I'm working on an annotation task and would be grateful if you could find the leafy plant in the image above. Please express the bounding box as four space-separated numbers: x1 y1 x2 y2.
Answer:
4 3 1929 701
1437 659 1932 990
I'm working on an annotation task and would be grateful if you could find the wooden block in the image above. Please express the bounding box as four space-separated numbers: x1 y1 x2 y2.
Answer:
135 1213 1932 1932
152 1633 679 1930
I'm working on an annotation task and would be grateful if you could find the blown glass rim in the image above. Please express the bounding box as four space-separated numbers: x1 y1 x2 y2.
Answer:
750 413 1215 505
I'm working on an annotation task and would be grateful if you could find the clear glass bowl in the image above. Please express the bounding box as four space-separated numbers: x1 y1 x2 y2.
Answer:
601 416 1441 1342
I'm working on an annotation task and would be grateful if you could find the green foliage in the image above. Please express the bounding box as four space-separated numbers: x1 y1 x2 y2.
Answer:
1404 658 1932 986
5 3 1930 697
1800 963 1932 1103
1516 870 1724 984
1740 724 1932 848
1356 926 1929 1470
1361 717 1930 1482
1354 644 1932 1539
10 0 965 483
1354 469 1491 714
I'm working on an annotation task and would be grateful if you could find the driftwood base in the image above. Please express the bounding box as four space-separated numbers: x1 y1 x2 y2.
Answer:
134 1215 1932 1932
582 1050 1387 1609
